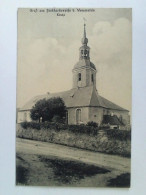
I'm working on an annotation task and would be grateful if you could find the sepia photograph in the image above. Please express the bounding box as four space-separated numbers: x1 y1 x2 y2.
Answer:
16 8 132 187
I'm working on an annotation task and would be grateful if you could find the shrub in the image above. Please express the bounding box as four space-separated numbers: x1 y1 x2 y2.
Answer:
87 121 98 128
105 129 131 141
21 122 41 130
21 121 100 135
30 97 66 122
52 115 62 123
68 124 99 135
20 121 130 141
40 121 50 129
40 121 68 131
21 122 28 129
99 124 110 130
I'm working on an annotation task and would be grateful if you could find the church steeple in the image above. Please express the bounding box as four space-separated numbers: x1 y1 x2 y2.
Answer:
72 21 97 89
79 23 90 60
81 23 88 45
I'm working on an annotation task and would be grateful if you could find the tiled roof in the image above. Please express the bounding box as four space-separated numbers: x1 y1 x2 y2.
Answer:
20 86 128 111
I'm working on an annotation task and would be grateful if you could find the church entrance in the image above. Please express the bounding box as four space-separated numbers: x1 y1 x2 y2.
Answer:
76 109 81 124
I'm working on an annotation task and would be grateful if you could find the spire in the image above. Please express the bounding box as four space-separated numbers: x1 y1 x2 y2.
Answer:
81 18 88 45
72 20 97 89
84 23 86 38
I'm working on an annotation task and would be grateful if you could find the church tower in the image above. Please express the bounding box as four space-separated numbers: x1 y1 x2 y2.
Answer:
72 23 97 89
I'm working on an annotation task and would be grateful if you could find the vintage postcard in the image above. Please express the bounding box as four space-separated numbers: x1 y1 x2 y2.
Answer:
16 8 132 187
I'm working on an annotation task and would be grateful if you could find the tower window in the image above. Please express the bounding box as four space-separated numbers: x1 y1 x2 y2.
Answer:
84 49 87 56
91 74 94 82
78 73 81 81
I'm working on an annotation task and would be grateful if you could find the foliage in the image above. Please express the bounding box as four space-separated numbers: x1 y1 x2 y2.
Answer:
21 122 28 129
21 121 41 130
68 124 97 135
105 129 131 141
20 121 131 141
52 115 66 123
87 121 98 128
99 124 110 130
20 121 99 135
30 97 66 122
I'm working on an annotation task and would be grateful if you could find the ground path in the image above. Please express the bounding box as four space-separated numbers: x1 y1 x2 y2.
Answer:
16 138 130 173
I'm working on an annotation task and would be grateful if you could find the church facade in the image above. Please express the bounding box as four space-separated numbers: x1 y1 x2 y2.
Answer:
17 24 130 130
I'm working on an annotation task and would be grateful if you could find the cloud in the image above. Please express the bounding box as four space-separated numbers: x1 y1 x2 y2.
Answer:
89 18 132 110
17 17 131 111
90 18 131 64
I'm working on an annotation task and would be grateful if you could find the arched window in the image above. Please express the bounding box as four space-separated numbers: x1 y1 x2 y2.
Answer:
78 73 81 81
91 74 94 82
76 109 81 124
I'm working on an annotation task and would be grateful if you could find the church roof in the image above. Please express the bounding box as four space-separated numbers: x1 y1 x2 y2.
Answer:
73 59 96 71
20 86 128 112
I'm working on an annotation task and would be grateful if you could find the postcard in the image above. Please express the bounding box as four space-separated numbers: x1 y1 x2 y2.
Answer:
16 8 132 187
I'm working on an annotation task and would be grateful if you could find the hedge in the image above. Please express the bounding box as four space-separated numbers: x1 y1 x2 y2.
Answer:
20 121 131 140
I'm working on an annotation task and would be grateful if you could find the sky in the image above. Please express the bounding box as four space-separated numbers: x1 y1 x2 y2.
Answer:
17 8 132 112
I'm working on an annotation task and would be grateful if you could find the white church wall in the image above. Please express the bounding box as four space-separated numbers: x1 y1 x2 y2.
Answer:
17 110 32 123
68 107 89 125
86 69 96 88
88 107 103 125
73 68 96 89
72 68 87 88
17 111 24 123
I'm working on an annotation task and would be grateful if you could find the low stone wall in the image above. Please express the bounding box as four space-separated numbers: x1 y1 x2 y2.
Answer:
16 125 131 157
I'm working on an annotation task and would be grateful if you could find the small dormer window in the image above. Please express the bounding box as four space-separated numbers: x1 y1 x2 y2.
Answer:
78 73 81 81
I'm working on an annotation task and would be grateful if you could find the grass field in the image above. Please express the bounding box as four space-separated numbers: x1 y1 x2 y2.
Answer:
16 138 130 187
16 152 130 187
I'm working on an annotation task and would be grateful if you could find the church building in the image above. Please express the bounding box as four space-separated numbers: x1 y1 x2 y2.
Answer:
17 24 130 130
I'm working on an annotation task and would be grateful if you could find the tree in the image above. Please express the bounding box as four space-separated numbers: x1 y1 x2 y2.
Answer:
30 97 66 122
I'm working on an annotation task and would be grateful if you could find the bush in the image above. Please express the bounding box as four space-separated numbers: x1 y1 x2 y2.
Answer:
21 122 41 130
99 124 110 130
40 121 50 129
21 122 28 129
20 121 130 141
105 129 131 141
30 97 66 122
21 122 99 135
87 121 98 128
52 115 64 123
68 124 99 135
